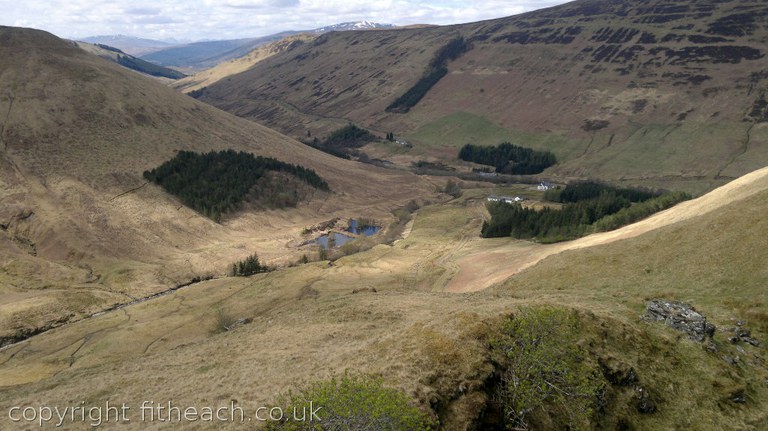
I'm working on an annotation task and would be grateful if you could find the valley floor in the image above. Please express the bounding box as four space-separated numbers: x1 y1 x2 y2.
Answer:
1 171 767 430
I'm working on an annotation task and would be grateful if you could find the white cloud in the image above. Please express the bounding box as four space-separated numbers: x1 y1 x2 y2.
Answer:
0 0 571 41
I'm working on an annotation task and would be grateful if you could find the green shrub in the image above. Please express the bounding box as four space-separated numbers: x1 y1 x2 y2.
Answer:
491 307 604 430
212 308 237 334
317 246 329 262
230 253 268 276
266 373 436 431
444 179 462 198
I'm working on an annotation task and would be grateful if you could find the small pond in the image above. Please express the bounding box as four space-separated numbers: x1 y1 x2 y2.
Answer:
315 232 355 249
346 219 382 236
314 220 382 249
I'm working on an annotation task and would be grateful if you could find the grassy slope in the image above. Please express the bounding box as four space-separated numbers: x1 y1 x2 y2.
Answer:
404 111 587 162
75 42 186 79
1 170 765 430
198 0 768 192
497 189 768 429
172 34 316 93
0 26 434 342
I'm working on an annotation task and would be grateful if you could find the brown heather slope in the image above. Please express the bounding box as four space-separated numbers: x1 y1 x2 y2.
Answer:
172 34 317 94
0 167 765 430
0 26 433 343
199 0 768 193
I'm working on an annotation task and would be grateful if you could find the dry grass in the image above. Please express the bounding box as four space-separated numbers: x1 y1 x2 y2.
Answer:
1 22 768 431
196 1 768 193
0 26 436 341
172 34 317 94
1 168 766 429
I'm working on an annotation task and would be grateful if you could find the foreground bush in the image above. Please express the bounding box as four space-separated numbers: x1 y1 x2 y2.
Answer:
491 307 604 430
266 374 436 431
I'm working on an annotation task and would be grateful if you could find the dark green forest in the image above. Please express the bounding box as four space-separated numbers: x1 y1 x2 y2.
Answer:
458 142 557 175
386 37 468 113
482 182 690 241
304 124 377 159
545 181 658 203
144 150 329 221
323 124 377 148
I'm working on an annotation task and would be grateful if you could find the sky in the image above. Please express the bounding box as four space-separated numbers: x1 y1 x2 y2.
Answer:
2 0 571 42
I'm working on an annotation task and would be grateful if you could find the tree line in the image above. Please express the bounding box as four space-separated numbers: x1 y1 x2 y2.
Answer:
386 37 469 113
545 181 658 203
144 150 329 221
458 142 557 175
482 182 691 241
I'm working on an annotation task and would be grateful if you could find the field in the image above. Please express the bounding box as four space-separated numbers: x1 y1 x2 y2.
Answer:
1 169 766 429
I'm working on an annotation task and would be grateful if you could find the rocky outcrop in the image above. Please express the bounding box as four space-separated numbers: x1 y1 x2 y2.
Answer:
642 299 716 342
725 321 761 347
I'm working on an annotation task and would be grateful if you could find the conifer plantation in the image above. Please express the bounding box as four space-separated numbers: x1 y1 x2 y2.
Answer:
482 182 691 241
458 142 557 175
144 150 329 221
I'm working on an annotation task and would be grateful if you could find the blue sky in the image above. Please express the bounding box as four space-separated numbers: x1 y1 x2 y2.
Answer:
2 0 571 41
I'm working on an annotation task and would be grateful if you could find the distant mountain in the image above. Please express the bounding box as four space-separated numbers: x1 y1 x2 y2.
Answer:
172 34 315 93
312 21 396 33
140 22 395 71
139 33 299 71
75 41 186 79
79 34 176 56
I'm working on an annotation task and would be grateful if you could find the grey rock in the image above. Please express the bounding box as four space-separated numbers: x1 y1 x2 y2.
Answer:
726 325 761 347
643 299 715 342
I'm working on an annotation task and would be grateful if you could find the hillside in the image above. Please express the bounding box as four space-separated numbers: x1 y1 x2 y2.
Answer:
172 34 316 93
140 33 299 71
198 0 768 194
1 164 765 429
146 22 396 72
2 6 767 430
75 41 186 79
0 26 432 347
